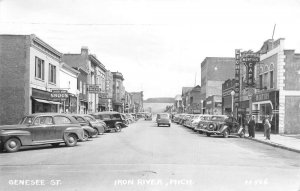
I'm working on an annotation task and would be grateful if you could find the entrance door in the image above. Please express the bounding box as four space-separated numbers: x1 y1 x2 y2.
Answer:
27 116 56 141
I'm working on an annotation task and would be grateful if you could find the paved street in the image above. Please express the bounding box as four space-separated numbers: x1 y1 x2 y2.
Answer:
0 119 300 191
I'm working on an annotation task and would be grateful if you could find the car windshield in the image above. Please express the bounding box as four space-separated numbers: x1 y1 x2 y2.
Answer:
19 116 34 125
211 116 226 121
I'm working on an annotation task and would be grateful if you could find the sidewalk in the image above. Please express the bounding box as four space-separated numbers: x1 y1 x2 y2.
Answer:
245 132 300 153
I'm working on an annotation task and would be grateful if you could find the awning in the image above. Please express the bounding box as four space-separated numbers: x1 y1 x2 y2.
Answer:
33 98 61 105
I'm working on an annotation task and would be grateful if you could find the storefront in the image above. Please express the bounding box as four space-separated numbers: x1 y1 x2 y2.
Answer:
222 79 235 116
31 88 61 113
61 94 77 113
252 90 279 133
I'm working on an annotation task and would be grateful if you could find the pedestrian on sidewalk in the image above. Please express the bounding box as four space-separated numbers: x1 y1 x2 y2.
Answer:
248 116 256 138
264 118 271 140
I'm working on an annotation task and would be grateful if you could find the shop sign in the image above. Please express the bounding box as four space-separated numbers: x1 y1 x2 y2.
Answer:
253 92 270 102
99 92 108 98
241 51 260 87
88 85 101 94
50 90 68 101
234 49 241 107
215 102 222 107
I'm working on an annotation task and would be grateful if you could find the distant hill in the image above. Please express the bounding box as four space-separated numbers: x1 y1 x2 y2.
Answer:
143 103 173 114
144 97 174 103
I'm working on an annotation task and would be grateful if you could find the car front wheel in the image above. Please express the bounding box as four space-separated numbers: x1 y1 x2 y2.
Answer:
223 129 229 138
65 134 78 147
4 138 21 152
82 130 89 141
206 133 211 137
115 124 121 132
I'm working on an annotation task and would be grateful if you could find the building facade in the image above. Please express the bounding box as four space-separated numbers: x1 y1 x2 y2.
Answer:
63 47 107 113
200 57 235 113
130 91 144 113
0 34 62 125
112 72 125 112
59 62 80 113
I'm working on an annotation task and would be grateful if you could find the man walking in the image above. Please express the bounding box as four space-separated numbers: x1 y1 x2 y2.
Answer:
248 115 256 138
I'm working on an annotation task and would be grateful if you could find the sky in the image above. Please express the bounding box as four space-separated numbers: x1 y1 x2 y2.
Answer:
1 0 300 99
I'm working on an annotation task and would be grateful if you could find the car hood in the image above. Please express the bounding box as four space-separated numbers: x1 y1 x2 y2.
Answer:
0 124 28 130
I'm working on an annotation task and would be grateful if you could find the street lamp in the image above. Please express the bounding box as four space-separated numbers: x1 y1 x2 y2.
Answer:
200 100 204 114
230 90 235 116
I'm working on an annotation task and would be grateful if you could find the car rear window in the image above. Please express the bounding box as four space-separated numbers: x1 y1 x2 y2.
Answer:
158 114 168 118
54 116 72 124
19 116 34 125
84 116 95 121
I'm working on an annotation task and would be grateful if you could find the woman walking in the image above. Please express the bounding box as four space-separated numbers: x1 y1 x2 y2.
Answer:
264 118 271 140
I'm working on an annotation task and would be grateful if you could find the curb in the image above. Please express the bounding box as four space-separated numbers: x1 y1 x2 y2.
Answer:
245 137 300 154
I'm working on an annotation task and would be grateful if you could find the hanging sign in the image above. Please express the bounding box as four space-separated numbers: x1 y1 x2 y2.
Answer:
50 90 68 101
234 49 241 107
241 51 260 87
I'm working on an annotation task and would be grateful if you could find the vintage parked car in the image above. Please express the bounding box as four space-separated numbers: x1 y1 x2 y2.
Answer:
194 115 212 133
144 113 153 121
71 114 104 141
92 112 128 132
121 114 131 125
156 113 171 127
202 115 245 138
125 113 135 123
0 113 84 153
190 114 202 130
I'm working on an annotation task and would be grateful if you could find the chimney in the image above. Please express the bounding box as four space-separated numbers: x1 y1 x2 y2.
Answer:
81 46 89 55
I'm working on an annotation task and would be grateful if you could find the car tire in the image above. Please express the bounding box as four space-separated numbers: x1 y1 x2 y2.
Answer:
4 138 21 153
82 130 89 141
65 134 78 147
157 123 160 127
94 128 99 135
168 124 171 127
115 124 121 132
223 129 229 138
51 143 60 147
206 133 211 137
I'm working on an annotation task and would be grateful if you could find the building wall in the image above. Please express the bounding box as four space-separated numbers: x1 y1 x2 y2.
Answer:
201 57 235 99
206 80 224 98
284 96 300 133
284 50 300 90
60 66 78 95
0 35 30 125
29 46 60 91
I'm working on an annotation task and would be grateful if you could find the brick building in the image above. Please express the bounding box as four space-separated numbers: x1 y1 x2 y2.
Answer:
63 47 107 113
0 34 62 125
112 72 125 112
201 57 235 113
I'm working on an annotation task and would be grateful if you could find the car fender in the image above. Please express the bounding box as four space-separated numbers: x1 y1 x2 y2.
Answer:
64 127 84 141
0 130 32 145
115 122 127 128
219 125 228 133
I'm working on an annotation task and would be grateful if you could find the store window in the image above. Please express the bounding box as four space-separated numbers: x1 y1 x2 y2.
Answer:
35 57 44 80
270 64 274 89
270 71 274 88
259 75 263 89
49 64 56 84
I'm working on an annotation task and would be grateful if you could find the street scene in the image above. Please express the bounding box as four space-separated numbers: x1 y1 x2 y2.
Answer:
0 118 300 191
1 0 300 190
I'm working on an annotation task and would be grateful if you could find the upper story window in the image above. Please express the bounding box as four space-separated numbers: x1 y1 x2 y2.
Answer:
80 81 82 93
35 57 44 80
270 64 274 89
49 64 56 84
